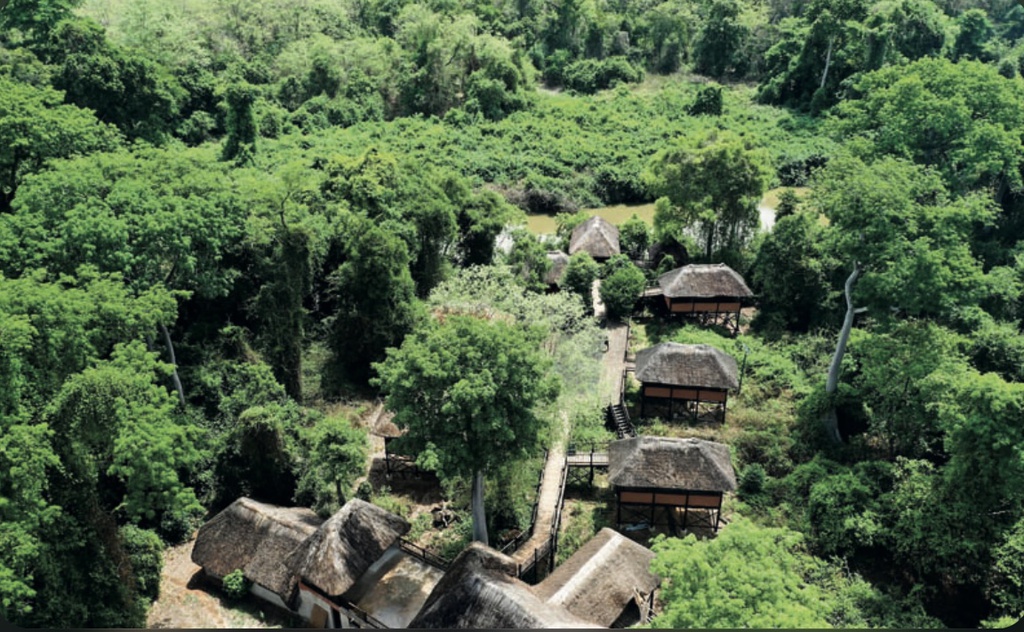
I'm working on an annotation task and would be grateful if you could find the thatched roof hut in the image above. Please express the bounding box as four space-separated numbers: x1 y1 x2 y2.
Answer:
608 436 737 492
285 499 410 599
634 342 739 390
569 216 620 260
408 543 601 629
544 250 570 286
535 528 658 627
657 263 753 299
191 497 323 601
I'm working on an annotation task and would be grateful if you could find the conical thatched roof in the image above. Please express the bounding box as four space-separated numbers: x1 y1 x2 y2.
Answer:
609 436 737 492
657 263 753 299
285 499 410 599
544 250 570 286
569 216 620 259
634 342 738 389
191 497 323 600
535 528 658 627
408 543 601 629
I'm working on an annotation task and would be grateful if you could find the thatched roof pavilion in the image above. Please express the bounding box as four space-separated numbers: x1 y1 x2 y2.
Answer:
634 343 739 390
569 216 620 261
535 528 658 627
609 436 737 492
609 436 736 532
633 343 738 422
191 497 323 604
657 263 753 299
653 263 753 334
285 498 410 599
544 250 570 287
408 543 601 629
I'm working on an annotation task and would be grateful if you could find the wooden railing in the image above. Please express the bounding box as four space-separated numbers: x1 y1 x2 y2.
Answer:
344 601 389 629
399 538 449 571
498 448 548 556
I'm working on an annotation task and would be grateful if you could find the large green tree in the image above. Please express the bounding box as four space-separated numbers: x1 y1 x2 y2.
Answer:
373 314 558 544
0 76 120 211
326 214 421 386
829 58 1024 198
647 129 769 260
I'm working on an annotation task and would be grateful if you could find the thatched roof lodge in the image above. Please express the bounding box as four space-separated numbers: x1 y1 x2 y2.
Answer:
569 216 620 261
634 342 739 390
408 543 601 629
658 263 753 299
191 497 323 608
286 498 410 600
655 263 753 333
609 436 736 532
633 342 739 422
535 528 658 627
609 436 737 492
544 250 570 288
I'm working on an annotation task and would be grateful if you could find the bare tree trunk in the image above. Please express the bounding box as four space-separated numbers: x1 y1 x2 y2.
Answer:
823 264 861 444
471 470 489 545
159 323 186 407
820 36 834 90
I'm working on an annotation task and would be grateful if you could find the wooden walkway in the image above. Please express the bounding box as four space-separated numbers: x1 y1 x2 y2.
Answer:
566 452 609 467
507 280 631 574
510 439 565 569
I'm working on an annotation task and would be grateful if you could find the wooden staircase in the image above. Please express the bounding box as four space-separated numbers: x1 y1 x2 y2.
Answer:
607 403 636 439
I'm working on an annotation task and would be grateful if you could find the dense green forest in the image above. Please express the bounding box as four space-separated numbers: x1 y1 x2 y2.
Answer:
2 0 1024 627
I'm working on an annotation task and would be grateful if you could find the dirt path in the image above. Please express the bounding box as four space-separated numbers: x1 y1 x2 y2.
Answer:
147 536 294 629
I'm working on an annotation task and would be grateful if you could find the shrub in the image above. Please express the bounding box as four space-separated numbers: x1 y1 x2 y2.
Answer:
739 463 767 496
222 569 250 600
119 525 165 602
688 84 723 116
563 252 599 310
600 261 645 320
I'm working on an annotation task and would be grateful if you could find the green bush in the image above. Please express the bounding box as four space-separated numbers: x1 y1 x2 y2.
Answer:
600 261 645 320
222 569 250 600
119 525 165 602
688 85 723 116
562 57 643 94
739 463 767 496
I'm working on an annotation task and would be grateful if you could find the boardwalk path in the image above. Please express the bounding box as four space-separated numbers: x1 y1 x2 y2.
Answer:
511 279 628 568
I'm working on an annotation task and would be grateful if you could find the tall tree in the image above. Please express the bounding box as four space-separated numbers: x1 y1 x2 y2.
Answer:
647 129 769 260
373 315 558 544
326 214 421 386
0 76 120 211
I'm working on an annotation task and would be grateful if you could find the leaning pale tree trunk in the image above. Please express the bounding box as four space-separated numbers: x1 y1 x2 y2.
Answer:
159 323 187 407
823 264 864 444
471 470 489 545
820 35 835 90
